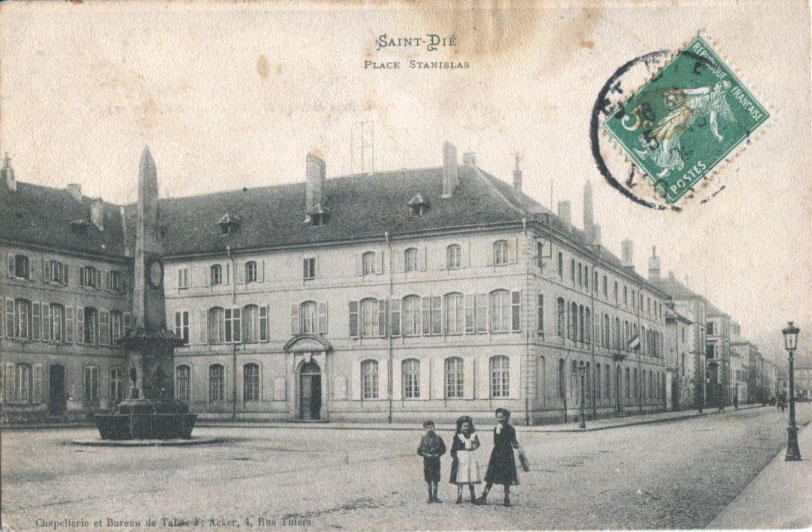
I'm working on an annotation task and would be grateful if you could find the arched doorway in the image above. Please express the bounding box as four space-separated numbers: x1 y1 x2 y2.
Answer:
299 361 322 420
49 365 66 416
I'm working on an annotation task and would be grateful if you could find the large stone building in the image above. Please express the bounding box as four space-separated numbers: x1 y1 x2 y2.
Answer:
1 144 679 424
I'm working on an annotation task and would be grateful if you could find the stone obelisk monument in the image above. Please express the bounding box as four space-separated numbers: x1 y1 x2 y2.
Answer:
95 147 196 439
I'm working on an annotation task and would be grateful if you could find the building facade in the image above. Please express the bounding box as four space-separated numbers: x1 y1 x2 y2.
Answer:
1 144 677 425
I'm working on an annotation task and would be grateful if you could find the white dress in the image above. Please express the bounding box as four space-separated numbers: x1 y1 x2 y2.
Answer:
454 433 482 484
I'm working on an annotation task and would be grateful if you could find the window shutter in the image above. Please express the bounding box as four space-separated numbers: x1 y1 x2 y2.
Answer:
5 363 15 403
33 363 43 403
421 297 431 335
392 359 402 400
259 260 266 282
237 262 245 285
420 247 427 271
63 264 70 286
477 358 490 399
375 251 384 275
351 360 361 400
379 358 389 399
260 305 269 342
348 301 358 338
105 271 111 291
77 307 85 344
195 309 207 345
29 257 36 280
509 355 520 398
95 269 102 289
509 237 519 264
465 294 475 334
486 243 493 266
392 250 402 273
42 259 49 283
377 299 387 337
6 297 15 338
123 312 131 334
462 242 471 268
6 253 14 277
291 304 300 335
355 254 362 276
318 302 328 335
42 303 51 342
32 301 41 341
440 248 447 270
66 306 74 343
463 357 474 399
390 298 401 337
100 310 110 345
432 358 444 399
512 291 522 333
419 359 431 401
225 263 230 285
202 265 210 287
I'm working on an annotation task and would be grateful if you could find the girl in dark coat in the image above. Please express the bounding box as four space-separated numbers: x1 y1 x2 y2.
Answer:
477 408 519 507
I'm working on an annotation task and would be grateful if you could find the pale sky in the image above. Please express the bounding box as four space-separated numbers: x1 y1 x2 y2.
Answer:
1 0 810 363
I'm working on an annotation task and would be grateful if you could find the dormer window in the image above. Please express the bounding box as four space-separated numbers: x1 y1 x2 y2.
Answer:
407 193 429 217
306 202 330 227
217 212 241 236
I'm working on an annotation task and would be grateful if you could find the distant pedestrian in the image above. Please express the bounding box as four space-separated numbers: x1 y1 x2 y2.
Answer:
733 395 739 409
449 415 481 504
417 420 446 503
477 408 520 507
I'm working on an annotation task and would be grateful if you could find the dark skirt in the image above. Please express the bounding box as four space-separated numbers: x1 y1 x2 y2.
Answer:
484 446 518 486
423 457 441 482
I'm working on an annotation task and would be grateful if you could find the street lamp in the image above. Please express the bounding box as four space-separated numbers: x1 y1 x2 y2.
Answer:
782 321 801 461
578 361 587 429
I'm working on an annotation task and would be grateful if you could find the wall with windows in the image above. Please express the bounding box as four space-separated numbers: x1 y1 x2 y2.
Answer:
1 247 130 420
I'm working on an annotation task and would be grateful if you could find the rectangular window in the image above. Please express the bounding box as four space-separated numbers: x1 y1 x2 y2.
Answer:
244 364 260 402
225 308 241 343
537 294 544 335
83 366 99 405
99 310 110 345
571 258 575 284
377 299 388 337
43 304 52 342
303 257 316 280
32 303 41 341
209 366 225 401
175 311 190 344
177 268 189 289
110 311 122 343
111 271 122 292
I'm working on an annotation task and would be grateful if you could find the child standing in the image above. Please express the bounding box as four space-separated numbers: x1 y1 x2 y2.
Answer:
477 408 520 507
417 420 446 503
449 415 481 503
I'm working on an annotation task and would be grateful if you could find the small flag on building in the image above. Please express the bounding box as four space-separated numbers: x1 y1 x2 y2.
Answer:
628 335 640 352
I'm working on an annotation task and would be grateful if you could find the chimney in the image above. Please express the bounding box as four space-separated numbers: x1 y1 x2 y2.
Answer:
583 180 594 229
305 152 326 214
1 153 16 192
558 201 571 225
462 152 477 167
91 198 104 231
622 239 634 267
512 154 522 194
648 246 661 280
66 183 82 201
441 141 458 198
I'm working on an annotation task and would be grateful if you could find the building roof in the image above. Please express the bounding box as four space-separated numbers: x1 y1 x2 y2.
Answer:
0 182 127 258
650 274 732 318
665 307 693 324
0 157 671 295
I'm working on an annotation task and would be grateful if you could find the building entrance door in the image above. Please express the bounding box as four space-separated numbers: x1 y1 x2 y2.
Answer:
299 361 322 420
49 365 66 416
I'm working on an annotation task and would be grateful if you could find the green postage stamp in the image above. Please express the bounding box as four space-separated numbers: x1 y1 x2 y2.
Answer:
603 36 769 204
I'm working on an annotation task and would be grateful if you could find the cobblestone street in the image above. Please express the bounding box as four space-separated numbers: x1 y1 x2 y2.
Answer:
2 405 809 531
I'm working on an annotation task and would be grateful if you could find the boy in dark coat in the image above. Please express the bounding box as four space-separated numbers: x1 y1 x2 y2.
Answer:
417 420 446 503
477 408 520 507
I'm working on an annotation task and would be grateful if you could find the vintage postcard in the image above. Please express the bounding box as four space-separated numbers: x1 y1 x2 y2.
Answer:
1 1 811 531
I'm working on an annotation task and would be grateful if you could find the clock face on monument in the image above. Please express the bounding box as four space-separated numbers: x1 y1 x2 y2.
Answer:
147 259 164 288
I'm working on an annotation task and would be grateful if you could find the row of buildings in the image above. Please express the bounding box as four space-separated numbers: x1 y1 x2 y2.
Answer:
0 144 776 424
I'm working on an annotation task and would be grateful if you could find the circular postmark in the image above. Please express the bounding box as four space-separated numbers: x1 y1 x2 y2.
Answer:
591 49 728 210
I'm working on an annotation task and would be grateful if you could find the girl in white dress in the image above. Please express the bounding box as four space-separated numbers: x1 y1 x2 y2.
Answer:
449 415 482 503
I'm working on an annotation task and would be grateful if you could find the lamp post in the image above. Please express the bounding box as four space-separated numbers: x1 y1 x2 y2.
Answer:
782 321 801 461
578 361 587 429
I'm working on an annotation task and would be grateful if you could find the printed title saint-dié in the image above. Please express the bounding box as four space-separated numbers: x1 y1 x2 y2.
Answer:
376 33 457 52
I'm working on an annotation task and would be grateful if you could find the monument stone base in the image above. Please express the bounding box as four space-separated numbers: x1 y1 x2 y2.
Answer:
94 398 196 440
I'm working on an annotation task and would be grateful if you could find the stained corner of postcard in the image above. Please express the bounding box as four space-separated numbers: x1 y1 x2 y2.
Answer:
603 35 769 205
